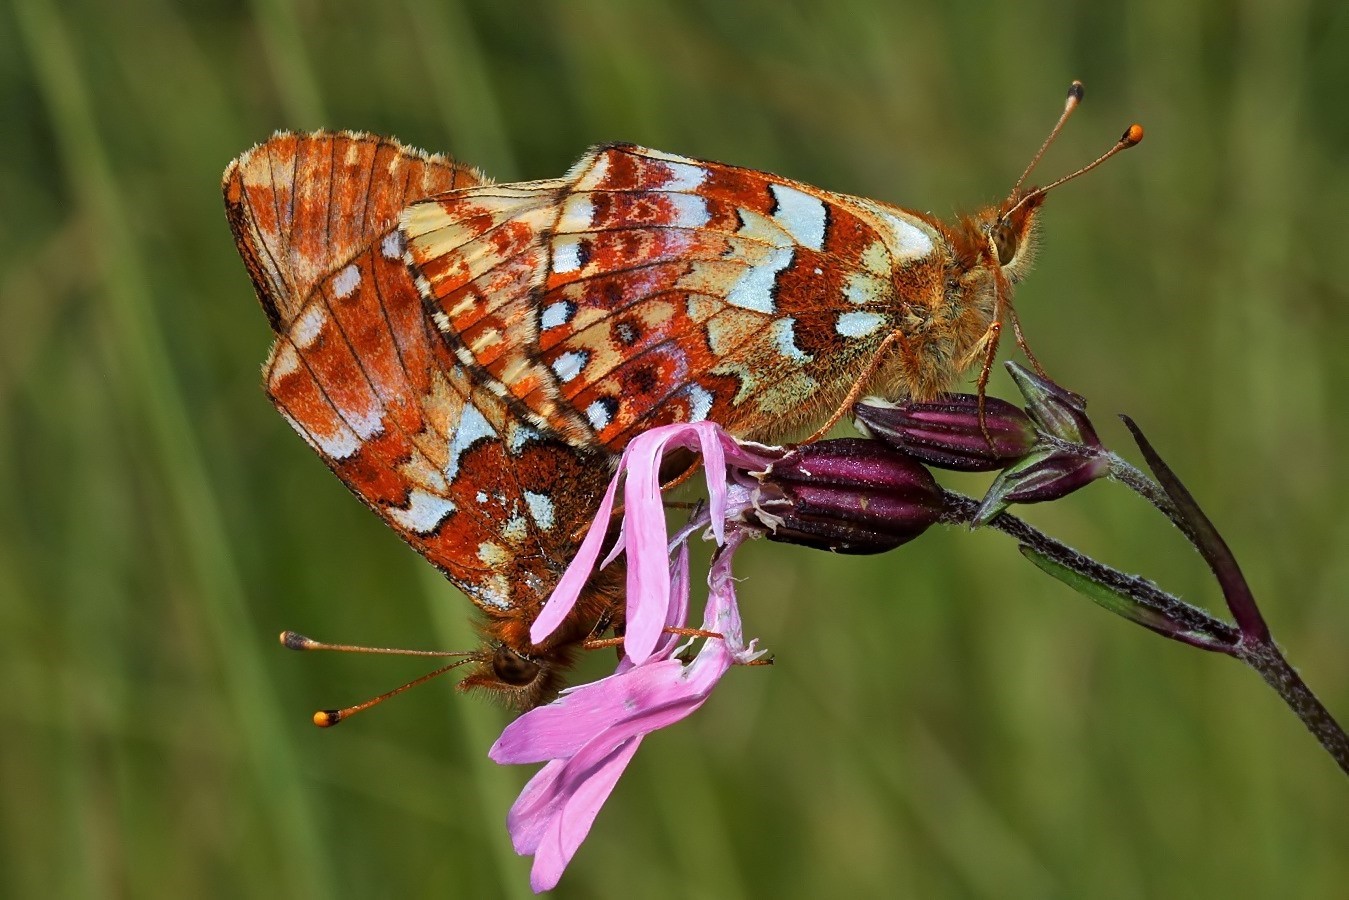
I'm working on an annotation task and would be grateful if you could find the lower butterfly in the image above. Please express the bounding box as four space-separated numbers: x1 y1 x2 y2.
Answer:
224 132 622 709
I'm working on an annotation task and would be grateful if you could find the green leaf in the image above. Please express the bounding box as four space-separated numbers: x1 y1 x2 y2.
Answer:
1019 546 1230 652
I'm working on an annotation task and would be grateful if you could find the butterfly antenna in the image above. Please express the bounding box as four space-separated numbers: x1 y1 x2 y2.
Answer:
280 630 476 658
1012 80 1086 197
280 631 480 727
1002 122 1144 224
309 659 476 727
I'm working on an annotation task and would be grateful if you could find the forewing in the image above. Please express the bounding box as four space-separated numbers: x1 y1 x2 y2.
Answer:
224 130 486 332
402 143 947 449
264 230 613 616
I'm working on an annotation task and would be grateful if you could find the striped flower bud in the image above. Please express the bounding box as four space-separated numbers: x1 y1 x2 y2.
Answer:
756 438 946 554
854 394 1037 471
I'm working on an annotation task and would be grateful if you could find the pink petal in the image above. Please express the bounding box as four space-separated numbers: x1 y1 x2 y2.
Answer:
525 738 643 893
530 460 624 644
695 425 730 545
621 430 678 662
490 658 686 763
506 758 566 855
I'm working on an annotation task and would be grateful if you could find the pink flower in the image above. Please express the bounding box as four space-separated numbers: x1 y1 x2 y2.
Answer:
490 421 947 891
491 422 772 892
530 421 779 664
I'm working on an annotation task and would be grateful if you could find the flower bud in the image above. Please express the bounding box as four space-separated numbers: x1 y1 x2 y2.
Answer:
972 447 1110 526
1004 362 1101 448
854 394 1037 471
756 438 946 554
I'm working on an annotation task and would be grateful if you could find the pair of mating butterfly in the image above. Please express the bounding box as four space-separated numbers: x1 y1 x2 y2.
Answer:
223 82 1140 716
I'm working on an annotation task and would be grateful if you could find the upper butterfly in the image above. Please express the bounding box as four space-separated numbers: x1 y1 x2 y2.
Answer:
224 131 623 710
400 82 1140 454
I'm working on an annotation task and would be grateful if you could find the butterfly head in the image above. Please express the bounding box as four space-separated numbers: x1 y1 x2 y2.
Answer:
457 569 626 711
457 640 575 711
988 189 1046 281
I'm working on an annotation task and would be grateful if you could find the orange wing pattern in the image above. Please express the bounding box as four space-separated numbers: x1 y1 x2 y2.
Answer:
224 130 485 330
401 143 955 450
226 133 613 620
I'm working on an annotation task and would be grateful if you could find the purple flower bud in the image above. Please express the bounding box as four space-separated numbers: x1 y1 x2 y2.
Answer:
972 447 1110 526
854 394 1037 471
1004 362 1101 448
757 438 946 554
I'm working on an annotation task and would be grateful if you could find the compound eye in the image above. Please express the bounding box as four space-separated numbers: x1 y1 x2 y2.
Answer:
994 225 1018 266
491 645 541 686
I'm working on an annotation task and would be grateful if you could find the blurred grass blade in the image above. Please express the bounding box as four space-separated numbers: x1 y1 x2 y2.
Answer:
13 0 332 895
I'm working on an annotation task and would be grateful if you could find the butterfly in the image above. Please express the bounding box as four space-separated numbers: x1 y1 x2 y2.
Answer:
399 84 1138 455
225 88 1137 711
224 132 624 710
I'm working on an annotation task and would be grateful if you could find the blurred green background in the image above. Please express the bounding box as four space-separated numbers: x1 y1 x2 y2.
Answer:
3 0 1347 897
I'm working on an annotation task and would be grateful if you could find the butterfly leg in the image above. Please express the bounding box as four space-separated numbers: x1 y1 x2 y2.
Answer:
1006 302 1049 378
957 319 1003 444
803 329 911 444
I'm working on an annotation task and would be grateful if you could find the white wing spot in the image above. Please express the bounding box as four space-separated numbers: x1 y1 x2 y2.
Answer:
836 311 887 339
311 422 361 460
268 342 301 379
388 490 456 534
770 184 827 250
550 350 589 383
557 194 595 232
345 404 383 440
502 513 528 544
332 264 360 299
586 398 615 431
685 384 714 422
540 300 575 330
509 424 542 453
879 211 935 261
663 160 708 192
726 247 793 314
772 317 812 363
668 193 710 228
381 231 405 260
292 305 326 349
445 403 496 480
860 240 889 275
553 236 584 274
477 541 509 566
524 491 556 531
844 272 883 306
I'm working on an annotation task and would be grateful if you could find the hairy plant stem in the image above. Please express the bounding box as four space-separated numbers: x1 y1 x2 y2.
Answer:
939 490 1349 778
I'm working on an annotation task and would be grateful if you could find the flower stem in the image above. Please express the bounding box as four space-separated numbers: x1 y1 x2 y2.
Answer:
939 491 1349 778
1235 641 1349 777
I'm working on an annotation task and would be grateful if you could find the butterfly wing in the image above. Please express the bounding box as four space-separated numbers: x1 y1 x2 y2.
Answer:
263 237 611 619
226 133 613 624
224 130 486 331
401 143 950 450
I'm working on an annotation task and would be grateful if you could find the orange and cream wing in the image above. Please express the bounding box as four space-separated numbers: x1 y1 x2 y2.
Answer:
262 235 610 615
224 130 485 331
225 132 610 618
401 143 950 450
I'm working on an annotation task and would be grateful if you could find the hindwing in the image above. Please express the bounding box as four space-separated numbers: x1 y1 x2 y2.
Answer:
224 130 485 331
226 133 613 621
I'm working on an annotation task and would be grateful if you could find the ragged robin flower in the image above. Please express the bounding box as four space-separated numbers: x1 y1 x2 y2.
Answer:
496 421 953 891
